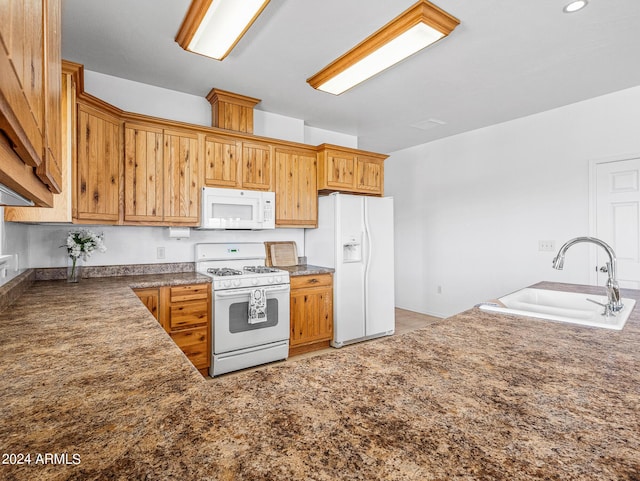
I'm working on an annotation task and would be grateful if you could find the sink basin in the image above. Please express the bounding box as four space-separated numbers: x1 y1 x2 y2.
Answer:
478 287 636 330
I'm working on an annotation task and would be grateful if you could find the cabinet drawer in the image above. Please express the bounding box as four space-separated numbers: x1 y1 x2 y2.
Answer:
291 273 332 290
169 300 209 329
170 284 209 302
171 326 207 348
171 327 208 369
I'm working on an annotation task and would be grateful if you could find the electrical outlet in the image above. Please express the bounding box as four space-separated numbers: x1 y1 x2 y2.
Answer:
437 285 442 294
157 247 166 259
538 240 556 252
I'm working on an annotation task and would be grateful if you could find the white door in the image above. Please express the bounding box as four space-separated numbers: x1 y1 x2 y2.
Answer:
594 157 640 289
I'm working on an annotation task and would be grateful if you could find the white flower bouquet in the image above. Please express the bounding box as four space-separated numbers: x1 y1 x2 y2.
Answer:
63 229 107 281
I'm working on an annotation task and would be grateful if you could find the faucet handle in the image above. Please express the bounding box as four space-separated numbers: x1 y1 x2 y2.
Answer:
598 265 609 273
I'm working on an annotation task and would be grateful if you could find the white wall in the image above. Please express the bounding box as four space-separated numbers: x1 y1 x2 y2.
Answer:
84 71 212 127
254 110 304 143
386 85 640 318
304 125 358 148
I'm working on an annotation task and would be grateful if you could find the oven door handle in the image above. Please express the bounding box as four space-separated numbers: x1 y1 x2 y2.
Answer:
215 285 290 298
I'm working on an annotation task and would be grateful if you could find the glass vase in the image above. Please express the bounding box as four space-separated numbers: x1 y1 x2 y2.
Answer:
67 257 82 283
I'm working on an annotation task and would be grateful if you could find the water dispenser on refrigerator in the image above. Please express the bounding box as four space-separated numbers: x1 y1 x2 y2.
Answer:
342 235 362 263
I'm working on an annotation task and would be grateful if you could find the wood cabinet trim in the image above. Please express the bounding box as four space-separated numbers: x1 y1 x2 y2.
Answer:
316 143 389 160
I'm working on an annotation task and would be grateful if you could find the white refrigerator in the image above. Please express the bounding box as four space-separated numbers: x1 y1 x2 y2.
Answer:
305 193 395 347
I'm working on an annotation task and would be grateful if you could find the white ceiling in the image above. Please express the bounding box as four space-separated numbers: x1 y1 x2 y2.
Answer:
61 0 640 154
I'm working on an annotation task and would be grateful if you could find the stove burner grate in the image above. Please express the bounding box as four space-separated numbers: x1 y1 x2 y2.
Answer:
243 265 281 274
207 267 243 276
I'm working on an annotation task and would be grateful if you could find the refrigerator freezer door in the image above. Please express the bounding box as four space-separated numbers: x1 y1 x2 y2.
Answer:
304 195 336 268
364 196 395 337
334 194 366 345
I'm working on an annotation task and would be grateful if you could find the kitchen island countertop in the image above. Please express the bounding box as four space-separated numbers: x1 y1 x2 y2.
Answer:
0 279 639 480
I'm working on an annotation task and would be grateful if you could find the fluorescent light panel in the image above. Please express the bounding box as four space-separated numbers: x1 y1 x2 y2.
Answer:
318 24 444 95
307 0 460 95
176 0 270 61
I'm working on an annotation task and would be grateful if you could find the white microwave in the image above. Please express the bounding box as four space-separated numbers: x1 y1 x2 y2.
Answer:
200 187 275 230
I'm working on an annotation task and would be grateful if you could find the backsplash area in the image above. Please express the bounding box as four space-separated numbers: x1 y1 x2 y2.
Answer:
4 223 305 269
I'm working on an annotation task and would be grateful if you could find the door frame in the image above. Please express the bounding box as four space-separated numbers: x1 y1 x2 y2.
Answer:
588 151 640 285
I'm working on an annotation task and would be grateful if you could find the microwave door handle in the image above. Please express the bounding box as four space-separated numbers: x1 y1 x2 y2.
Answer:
257 199 264 223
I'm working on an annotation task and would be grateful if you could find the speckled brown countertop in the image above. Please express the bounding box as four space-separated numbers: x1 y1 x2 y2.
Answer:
1 279 639 480
279 264 334 276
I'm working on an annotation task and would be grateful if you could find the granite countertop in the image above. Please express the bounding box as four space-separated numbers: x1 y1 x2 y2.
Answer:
279 264 334 276
1 280 639 480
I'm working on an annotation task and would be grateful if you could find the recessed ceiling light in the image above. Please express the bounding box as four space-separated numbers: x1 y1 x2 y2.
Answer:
410 118 447 131
563 0 588 13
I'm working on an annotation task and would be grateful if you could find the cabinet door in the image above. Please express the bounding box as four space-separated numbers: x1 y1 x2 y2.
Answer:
325 149 356 190
163 129 201 224
0 0 44 169
124 122 164 223
241 141 272 191
274 146 317 227
356 155 384 195
290 274 333 352
4 68 73 222
134 287 160 320
170 327 209 369
204 134 241 188
290 284 333 348
75 103 122 223
36 0 62 193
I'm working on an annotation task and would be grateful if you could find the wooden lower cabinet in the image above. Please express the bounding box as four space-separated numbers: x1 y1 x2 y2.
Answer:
134 283 211 375
289 273 333 357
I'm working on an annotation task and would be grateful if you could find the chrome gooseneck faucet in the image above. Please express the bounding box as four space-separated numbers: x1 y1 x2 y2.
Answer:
552 236 623 314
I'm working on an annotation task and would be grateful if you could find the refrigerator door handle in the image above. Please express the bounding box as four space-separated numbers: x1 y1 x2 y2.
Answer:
363 200 373 319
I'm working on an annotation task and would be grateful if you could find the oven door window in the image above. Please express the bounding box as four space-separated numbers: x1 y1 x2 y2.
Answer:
228 298 279 332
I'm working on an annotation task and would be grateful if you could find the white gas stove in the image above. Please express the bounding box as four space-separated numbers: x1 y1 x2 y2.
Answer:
195 243 290 376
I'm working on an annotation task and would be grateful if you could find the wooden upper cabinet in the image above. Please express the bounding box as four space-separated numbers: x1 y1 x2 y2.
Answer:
205 137 273 192
241 140 273 191
163 128 201 224
317 144 387 196
124 122 164 223
274 146 317 228
5 63 77 222
356 155 384 194
75 101 122 223
0 0 62 206
37 0 62 193
124 123 201 225
204 134 241 188
320 148 356 191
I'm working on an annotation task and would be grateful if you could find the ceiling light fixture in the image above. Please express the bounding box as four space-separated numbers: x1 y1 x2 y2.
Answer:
563 0 588 13
307 0 459 95
176 0 270 61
